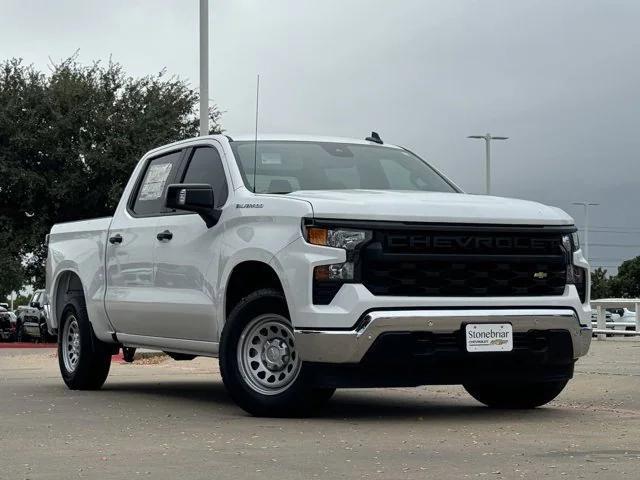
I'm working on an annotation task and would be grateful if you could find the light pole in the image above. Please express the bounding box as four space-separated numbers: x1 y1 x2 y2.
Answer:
467 133 508 195
199 0 209 136
572 202 600 264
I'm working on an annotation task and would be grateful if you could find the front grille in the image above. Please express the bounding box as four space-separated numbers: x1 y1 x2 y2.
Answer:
362 329 574 365
360 226 569 297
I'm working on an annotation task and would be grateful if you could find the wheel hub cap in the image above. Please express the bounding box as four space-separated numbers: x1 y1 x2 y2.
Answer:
62 317 81 373
262 338 290 371
237 314 302 396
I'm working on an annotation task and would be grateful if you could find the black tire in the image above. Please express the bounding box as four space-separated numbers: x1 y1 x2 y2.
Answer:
38 325 48 343
310 387 336 406
464 379 569 409
58 296 112 390
122 347 136 363
219 288 332 417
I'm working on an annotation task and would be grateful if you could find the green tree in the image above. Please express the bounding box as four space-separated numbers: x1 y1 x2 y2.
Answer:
0 245 23 302
589 267 610 300
6 293 31 309
0 56 222 296
608 257 640 298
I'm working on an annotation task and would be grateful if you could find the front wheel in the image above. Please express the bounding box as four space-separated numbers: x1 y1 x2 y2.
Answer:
58 297 112 390
220 289 333 417
464 379 569 409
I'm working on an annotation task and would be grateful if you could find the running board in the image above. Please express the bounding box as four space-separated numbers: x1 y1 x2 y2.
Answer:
115 333 219 357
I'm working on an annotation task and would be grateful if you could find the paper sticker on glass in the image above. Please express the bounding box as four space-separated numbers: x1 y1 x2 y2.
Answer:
139 163 172 201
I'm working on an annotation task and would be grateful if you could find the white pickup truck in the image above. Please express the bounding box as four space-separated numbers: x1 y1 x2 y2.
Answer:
46 133 592 416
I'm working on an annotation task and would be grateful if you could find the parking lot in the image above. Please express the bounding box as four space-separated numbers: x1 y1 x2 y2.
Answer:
1 341 639 480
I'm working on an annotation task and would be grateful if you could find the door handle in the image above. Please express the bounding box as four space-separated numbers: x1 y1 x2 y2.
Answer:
156 230 173 241
109 234 123 245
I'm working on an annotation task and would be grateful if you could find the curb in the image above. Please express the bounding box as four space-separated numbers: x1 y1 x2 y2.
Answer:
0 342 56 349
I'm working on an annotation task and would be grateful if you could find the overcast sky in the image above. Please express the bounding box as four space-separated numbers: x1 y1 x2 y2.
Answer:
2 0 639 271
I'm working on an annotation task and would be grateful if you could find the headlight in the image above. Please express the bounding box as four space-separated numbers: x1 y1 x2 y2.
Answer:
563 232 587 304
314 262 354 281
571 232 580 251
305 227 371 281
562 233 580 253
305 227 371 251
305 226 371 280
304 225 372 305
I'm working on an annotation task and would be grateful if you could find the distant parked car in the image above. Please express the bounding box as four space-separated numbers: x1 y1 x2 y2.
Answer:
591 308 637 335
590 308 612 321
610 308 637 335
16 290 54 342
0 306 17 341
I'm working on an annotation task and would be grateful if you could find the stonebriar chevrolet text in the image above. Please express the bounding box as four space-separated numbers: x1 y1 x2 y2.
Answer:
45 134 591 416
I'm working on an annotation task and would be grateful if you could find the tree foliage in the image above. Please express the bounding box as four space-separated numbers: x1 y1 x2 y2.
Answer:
589 267 610 300
608 257 640 298
0 56 221 299
588 259 640 300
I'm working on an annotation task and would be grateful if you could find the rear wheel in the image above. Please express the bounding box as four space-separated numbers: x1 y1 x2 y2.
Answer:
464 379 569 409
58 297 112 390
220 289 334 416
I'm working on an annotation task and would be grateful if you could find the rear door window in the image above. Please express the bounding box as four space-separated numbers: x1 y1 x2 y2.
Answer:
132 151 182 215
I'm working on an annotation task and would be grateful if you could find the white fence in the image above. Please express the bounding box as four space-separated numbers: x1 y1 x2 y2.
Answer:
591 299 640 340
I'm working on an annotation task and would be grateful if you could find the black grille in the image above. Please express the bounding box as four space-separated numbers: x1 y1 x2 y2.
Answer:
362 330 574 365
361 227 569 297
365 330 573 362
306 330 575 388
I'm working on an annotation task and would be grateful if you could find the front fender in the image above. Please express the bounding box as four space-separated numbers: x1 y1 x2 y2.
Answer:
216 194 312 334
215 248 283 335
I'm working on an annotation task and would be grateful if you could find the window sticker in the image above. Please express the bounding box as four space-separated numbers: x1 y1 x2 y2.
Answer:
261 152 282 165
139 163 172 201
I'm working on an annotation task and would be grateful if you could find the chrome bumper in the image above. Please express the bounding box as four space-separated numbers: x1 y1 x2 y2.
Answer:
294 309 591 364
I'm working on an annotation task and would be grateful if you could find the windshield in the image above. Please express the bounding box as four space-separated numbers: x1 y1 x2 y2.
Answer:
230 141 458 194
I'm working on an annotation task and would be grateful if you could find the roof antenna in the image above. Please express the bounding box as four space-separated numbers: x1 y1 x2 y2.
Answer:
252 74 260 193
365 131 383 144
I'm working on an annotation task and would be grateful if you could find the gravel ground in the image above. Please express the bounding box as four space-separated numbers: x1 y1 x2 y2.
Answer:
0 340 639 479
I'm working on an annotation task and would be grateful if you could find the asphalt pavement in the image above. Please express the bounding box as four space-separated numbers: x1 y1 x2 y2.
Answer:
0 340 639 479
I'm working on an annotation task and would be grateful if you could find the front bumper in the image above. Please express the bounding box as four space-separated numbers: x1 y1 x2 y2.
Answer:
295 308 591 364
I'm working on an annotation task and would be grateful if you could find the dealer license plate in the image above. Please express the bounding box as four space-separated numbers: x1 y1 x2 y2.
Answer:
465 323 513 352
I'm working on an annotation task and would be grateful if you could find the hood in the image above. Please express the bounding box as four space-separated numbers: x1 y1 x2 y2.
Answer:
285 190 573 226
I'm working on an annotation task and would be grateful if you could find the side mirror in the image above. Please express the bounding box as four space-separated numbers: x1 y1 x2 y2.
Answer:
31 301 41 309
165 184 220 228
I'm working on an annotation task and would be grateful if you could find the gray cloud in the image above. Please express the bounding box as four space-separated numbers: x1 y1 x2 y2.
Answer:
2 0 638 271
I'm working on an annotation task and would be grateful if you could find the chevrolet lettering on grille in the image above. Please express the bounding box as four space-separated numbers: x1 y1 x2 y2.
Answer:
386 234 558 251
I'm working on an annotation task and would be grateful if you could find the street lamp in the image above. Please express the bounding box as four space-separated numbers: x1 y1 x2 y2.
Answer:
572 202 600 264
467 133 508 195
199 0 209 136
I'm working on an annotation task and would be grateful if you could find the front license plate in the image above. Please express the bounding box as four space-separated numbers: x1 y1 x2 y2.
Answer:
465 323 513 352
